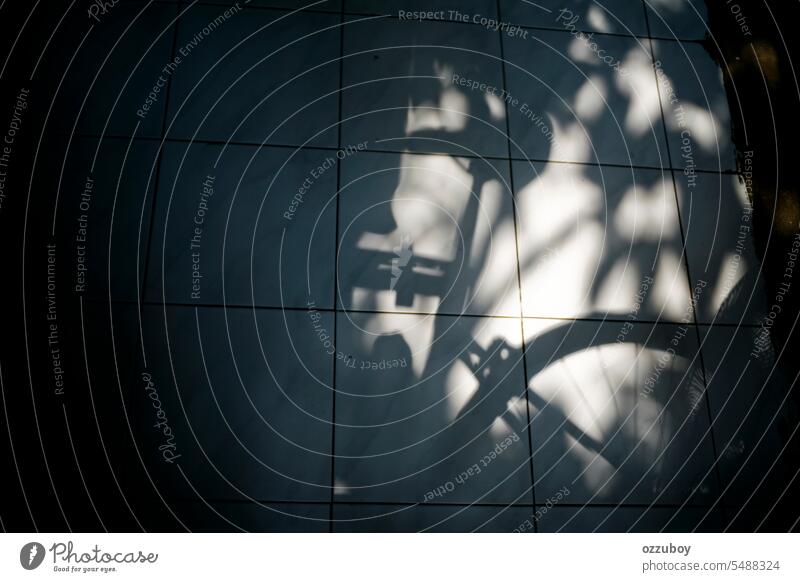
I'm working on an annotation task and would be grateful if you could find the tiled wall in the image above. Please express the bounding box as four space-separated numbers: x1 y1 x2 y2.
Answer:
38 0 791 532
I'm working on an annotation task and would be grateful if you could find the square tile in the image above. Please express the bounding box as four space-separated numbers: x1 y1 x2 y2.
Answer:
653 40 736 172
504 28 667 166
341 16 507 157
699 325 793 505
525 318 719 505
53 2 179 138
675 171 769 324
338 151 520 316
537 504 723 532
46 137 158 301
167 5 340 146
646 0 709 40
513 161 692 321
500 0 648 37
132 306 334 502
333 503 531 531
145 142 337 308
334 312 532 504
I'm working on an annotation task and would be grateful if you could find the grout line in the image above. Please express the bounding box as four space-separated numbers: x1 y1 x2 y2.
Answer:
90 298 767 328
139 2 182 304
132 0 184 384
107 0 753 532
642 1 727 519
177 497 724 509
497 0 538 532
174 0 709 45
327 1 345 533
75 133 742 175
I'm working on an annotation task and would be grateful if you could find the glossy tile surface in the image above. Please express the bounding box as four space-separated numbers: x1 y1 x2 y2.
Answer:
166 5 340 146
146 142 337 308
646 0 709 40
333 503 531 532
500 0 648 36
341 16 507 157
66 0 780 531
525 318 719 505
338 151 520 316
504 28 667 166
675 171 769 324
652 39 736 172
132 306 334 502
334 312 531 504
513 161 690 320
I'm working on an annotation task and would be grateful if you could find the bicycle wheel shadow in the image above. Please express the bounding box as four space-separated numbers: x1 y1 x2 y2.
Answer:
450 316 718 507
